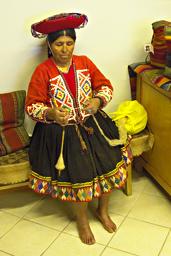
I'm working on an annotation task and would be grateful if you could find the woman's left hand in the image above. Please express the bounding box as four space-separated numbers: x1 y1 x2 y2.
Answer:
83 98 101 115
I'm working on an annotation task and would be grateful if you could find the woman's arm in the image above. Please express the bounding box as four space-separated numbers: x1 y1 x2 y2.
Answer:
85 56 113 108
25 65 51 123
25 65 70 125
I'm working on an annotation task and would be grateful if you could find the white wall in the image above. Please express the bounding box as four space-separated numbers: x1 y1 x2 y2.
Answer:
0 0 171 132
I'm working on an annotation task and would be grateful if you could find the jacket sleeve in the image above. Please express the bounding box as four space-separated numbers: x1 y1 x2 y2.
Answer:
85 56 113 107
25 65 51 123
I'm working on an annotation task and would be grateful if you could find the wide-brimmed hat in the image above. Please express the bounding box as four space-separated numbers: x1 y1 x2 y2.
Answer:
31 12 88 38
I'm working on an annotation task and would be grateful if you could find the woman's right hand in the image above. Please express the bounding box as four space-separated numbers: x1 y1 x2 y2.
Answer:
46 107 70 126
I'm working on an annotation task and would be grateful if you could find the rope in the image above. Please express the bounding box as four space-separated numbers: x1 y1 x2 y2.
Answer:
92 115 124 146
75 124 87 151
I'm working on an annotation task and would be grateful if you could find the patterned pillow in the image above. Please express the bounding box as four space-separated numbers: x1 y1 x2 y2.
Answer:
0 90 29 156
150 20 171 78
150 20 168 68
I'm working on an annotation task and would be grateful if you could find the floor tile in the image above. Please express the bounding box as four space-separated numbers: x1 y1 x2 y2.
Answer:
64 212 124 245
0 211 20 238
0 189 42 217
42 233 105 256
159 231 171 256
0 219 59 256
0 171 170 256
102 247 135 256
109 218 169 256
142 178 168 198
107 190 140 216
131 169 148 194
25 197 73 231
128 194 171 227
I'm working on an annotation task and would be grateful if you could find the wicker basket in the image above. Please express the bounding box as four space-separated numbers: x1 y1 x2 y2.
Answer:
0 148 31 185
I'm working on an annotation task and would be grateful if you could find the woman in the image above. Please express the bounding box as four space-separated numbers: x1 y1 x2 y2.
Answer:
26 13 132 245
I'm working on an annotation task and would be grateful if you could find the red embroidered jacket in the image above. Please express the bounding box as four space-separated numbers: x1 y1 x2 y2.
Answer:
25 55 113 123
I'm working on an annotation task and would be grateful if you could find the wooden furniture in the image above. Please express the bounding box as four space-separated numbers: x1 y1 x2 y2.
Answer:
124 129 154 196
136 71 171 196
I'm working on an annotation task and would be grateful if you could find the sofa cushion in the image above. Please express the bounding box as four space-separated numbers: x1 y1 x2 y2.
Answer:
0 90 29 156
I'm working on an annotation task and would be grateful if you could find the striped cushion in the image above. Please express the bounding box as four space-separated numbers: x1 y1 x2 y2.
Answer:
150 20 171 78
0 90 29 156
150 20 168 68
163 24 171 78
128 63 171 100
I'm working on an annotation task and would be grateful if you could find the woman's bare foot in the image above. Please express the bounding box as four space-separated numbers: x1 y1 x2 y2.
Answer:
76 216 96 245
96 209 117 233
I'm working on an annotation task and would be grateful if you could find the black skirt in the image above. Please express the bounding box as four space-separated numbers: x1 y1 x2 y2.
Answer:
29 111 132 202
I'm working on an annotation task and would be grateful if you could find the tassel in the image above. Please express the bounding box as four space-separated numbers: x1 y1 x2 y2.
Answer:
92 115 125 146
55 128 65 176
82 125 94 135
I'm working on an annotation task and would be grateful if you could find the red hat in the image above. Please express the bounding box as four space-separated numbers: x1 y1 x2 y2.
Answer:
31 12 88 38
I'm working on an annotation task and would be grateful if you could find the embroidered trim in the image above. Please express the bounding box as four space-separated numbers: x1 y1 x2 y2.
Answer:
94 86 113 107
26 103 53 123
29 162 127 202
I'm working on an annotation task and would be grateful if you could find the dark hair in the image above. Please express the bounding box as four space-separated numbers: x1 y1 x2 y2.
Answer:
47 28 76 57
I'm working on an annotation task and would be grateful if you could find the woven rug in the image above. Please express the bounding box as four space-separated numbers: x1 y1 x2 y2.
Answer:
128 62 171 99
0 148 31 184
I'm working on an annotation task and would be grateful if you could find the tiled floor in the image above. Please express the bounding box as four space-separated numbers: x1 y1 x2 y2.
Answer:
0 169 170 256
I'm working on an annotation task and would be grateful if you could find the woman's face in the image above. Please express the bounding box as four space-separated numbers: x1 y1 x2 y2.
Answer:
50 35 75 66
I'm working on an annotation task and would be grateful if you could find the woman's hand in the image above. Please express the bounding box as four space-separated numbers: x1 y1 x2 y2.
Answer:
46 107 70 126
83 97 101 115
